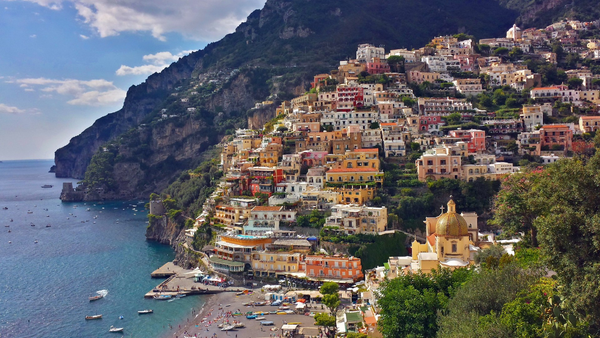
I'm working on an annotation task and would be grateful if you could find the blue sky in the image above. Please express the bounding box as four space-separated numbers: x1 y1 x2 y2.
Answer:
0 0 265 160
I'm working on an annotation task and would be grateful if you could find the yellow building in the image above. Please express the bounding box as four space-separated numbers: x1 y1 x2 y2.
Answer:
251 251 302 277
324 148 380 170
334 185 377 205
325 168 383 185
411 199 479 273
259 143 283 167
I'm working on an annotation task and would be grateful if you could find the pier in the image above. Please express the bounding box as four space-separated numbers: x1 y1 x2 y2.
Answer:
146 263 249 298
150 261 182 278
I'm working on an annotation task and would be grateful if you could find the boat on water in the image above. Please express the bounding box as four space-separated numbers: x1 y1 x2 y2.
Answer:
153 294 172 300
138 309 153 314
109 326 124 333
85 315 102 320
89 295 103 301
2 207 7 210
46 224 51 227
89 289 108 301
176 293 187 298
220 325 236 331
41 185 53 188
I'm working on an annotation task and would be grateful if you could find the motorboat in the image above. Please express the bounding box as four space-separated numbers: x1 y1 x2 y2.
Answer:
176 293 187 298
153 294 172 300
41 185 53 188
138 309 153 314
220 325 235 331
85 315 102 320
89 295 103 301
109 326 124 333
89 290 107 301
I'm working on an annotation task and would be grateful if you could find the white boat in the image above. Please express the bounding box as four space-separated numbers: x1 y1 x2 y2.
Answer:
234 322 245 328
109 326 124 333
138 309 153 314
220 325 236 331
176 293 187 298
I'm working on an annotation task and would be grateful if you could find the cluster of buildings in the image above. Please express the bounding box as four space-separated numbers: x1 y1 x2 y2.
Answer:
165 20 600 319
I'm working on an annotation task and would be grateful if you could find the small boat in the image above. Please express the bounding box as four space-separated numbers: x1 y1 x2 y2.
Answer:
27 211 33 214
220 325 235 331
85 315 102 320
234 322 245 328
89 295 103 301
34 240 38 244
4 225 8 227
41 185 53 188
46 224 51 227
138 309 153 314
176 293 187 298
256 316 266 320
109 326 124 333
2 207 7 210
153 294 172 300
30 223 35 226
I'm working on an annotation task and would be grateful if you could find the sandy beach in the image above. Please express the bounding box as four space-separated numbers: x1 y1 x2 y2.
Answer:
165 289 322 338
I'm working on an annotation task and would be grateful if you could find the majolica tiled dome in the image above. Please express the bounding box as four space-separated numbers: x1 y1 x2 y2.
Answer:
436 199 468 237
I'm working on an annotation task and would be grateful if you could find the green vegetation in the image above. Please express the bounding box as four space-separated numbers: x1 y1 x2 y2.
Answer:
492 154 600 334
377 268 472 338
83 149 117 191
296 209 327 228
160 158 223 217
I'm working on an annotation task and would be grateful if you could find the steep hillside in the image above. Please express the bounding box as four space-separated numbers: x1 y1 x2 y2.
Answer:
55 0 519 199
500 0 600 28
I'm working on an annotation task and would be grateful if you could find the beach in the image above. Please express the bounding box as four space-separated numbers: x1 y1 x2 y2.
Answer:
166 289 322 338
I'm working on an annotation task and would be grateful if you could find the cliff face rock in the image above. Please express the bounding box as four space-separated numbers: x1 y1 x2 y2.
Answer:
54 53 202 179
145 216 200 268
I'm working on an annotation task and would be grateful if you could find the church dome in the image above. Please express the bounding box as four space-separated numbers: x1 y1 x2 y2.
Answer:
436 199 469 237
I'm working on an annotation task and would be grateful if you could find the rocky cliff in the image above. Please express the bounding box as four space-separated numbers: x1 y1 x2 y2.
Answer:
146 216 206 269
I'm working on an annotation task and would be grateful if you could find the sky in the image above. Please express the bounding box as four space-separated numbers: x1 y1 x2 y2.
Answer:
0 0 266 161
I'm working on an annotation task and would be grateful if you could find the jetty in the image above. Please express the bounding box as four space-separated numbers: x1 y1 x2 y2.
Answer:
150 262 182 278
145 264 249 298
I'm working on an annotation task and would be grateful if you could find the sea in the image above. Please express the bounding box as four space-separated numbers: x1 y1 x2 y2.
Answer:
0 160 208 338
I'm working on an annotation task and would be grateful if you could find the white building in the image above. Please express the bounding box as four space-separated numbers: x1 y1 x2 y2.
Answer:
245 206 296 235
325 204 388 234
356 44 385 63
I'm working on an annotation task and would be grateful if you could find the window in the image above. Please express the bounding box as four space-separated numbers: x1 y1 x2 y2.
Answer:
452 243 457 252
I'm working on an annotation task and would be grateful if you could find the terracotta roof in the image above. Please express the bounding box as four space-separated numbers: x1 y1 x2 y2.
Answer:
251 206 283 212
542 125 568 129
353 148 378 152
531 86 561 90
380 123 397 126
327 168 379 173
580 116 600 120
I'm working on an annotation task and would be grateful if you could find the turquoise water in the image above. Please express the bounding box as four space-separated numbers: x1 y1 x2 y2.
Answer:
0 160 207 337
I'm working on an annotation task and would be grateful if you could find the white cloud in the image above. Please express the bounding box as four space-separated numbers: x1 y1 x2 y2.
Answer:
13 0 265 41
7 77 126 106
79 34 89 39
30 34 37 38
0 103 25 114
116 50 194 76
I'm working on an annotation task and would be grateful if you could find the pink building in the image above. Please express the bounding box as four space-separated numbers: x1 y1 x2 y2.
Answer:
336 85 364 112
419 116 444 132
448 129 486 153
300 151 328 167
366 57 390 75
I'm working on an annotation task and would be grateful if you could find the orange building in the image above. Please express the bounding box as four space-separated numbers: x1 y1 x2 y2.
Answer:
538 125 573 154
301 255 364 282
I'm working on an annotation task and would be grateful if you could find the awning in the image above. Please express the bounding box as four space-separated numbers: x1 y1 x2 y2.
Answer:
282 324 298 330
